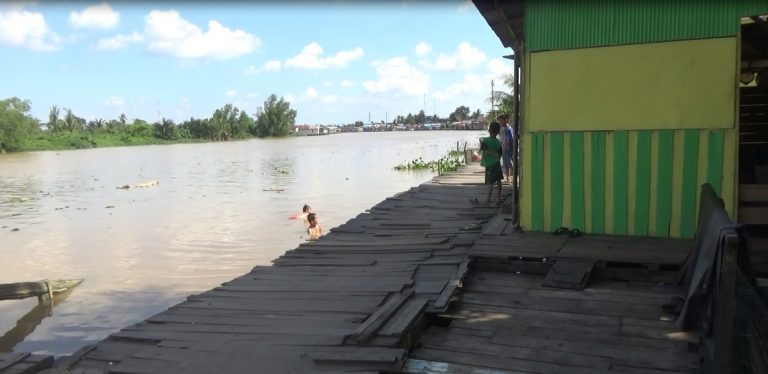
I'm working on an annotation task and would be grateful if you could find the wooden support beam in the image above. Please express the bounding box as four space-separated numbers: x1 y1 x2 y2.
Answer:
0 279 82 301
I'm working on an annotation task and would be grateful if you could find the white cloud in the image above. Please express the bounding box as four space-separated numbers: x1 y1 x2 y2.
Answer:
340 80 355 88
245 92 258 99
487 58 514 77
306 87 318 98
421 42 486 71
95 31 143 50
244 59 281 75
434 73 485 101
264 59 281 70
225 89 238 97
321 95 339 104
144 10 260 60
104 96 125 108
363 57 429 96
0 10 60 50
69 2 119 30
285 42 364 69
414 42 431 56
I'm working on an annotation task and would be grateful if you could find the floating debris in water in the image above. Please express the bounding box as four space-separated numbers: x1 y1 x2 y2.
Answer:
11 228 20 232
105 205 115 209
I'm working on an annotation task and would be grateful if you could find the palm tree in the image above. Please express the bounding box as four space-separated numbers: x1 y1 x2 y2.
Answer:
48 106 61 132
487 73 515 119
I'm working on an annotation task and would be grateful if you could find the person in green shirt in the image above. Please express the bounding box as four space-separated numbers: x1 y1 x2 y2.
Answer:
477 121 503 205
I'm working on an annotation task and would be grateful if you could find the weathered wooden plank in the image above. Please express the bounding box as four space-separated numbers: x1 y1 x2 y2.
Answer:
738 206 768 224
379 297 428 336
410 347 614 374
490 331 698 371
403 358 525 374
0 353 54 374
0 279 82 301
346 289 414 344
111 330 345 346
312 347 406 364
740 184 768 202
0 353 29 371
542 260 595 290
418 328 612 370
181 297 380 314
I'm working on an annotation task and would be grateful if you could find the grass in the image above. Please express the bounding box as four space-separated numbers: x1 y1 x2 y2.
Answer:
20 132 209 152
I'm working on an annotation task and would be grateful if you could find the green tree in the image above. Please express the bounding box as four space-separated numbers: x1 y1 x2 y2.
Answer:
63 108 85 132
235 110 254 139
126 119 152 138
153 118 178 140
417 110 426 125
0 97 39 152
450 106 470 122
87 118 105 132
210 104 241 140
180 117 213 139
487 73 515 120
48 105 62 132
254 94 296 138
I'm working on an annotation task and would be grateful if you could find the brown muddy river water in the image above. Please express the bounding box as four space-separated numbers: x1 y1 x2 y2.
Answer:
0 131 483 356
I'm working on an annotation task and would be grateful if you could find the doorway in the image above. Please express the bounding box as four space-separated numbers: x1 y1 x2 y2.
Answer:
739 14 768 276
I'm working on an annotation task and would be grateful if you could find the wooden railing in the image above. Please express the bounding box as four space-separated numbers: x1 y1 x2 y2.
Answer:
692 184 768 373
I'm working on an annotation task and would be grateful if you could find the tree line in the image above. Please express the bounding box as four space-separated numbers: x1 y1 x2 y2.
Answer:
0 94 296 153
0 73 516 153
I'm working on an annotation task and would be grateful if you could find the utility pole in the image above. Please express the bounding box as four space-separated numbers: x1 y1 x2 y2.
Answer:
423 92 427 124
490 80 495 116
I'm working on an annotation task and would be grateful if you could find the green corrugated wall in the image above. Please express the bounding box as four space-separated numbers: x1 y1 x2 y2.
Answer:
520 129 737 239
525 0 768 51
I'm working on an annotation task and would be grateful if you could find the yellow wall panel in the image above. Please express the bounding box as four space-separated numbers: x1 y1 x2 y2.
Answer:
527 38 737 132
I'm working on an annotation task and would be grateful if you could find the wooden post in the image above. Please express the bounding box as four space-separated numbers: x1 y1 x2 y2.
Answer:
712 233 739 374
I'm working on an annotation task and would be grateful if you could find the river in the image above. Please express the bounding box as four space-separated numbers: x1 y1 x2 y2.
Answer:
0 130 483 356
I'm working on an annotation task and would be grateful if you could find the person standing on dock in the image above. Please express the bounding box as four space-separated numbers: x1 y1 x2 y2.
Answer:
474 122 503 206
498 113 514 183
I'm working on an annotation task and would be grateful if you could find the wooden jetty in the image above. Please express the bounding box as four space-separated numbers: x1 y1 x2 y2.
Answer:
6 165 764 373
35 164 501 373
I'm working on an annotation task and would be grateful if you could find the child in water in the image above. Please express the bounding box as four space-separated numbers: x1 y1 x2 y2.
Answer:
307 213 323 240
290 204 311 221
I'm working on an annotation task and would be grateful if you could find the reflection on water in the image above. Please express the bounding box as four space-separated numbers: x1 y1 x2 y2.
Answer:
0 131 482 356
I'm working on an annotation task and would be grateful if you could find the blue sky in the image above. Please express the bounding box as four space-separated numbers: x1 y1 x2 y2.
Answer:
0 1 514 125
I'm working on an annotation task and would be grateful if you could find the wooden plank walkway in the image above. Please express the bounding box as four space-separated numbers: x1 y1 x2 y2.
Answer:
41 164 509 374
12 164 706 374
405 267 700 374
403 220 701 373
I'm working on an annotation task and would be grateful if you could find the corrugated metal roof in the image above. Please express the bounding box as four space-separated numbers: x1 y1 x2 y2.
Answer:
525 0 768 52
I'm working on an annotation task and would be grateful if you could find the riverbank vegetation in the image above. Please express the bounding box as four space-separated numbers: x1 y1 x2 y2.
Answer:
0 94 296 153
394 152 465 174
